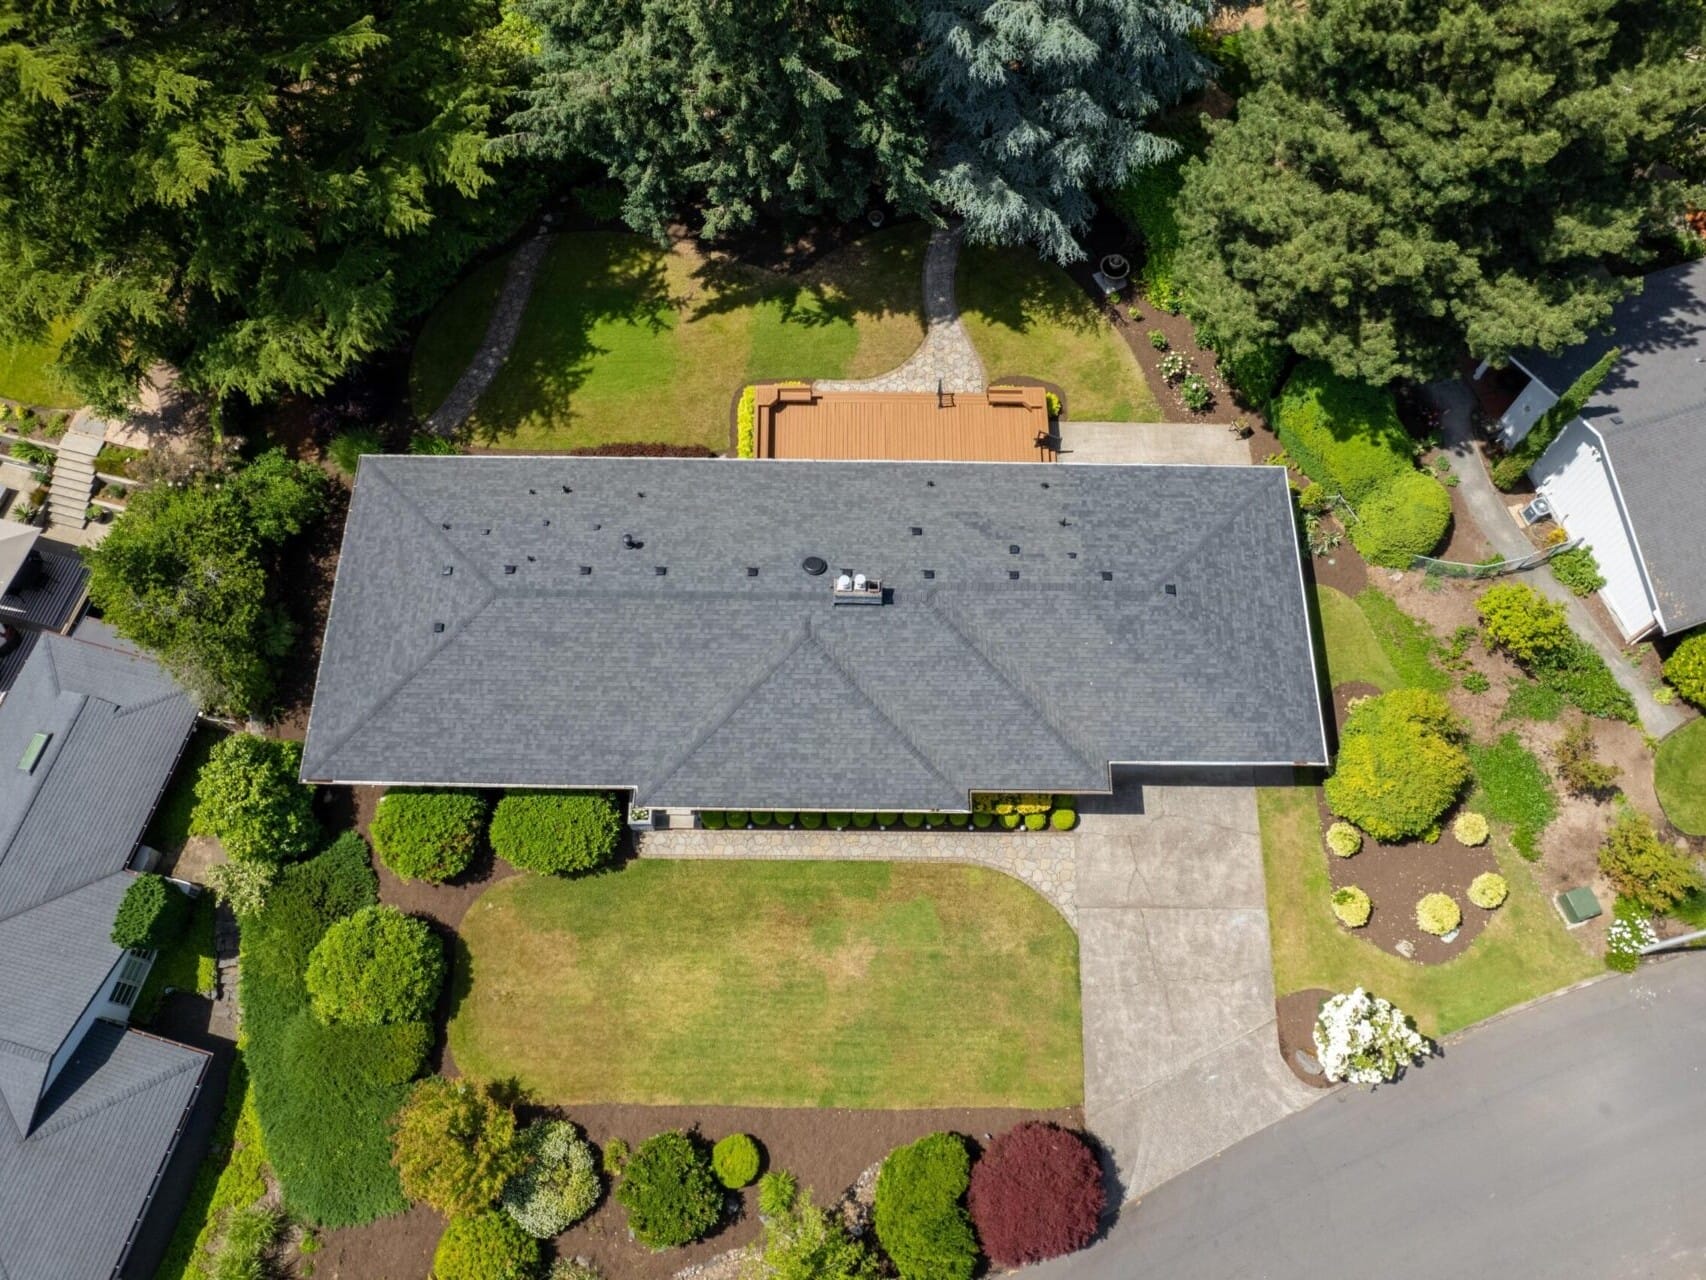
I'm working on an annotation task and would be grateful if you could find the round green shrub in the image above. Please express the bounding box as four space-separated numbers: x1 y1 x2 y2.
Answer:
370 789 487 884
751 810 773 827
999 813 1021 830
711 1133 761 1189
926 813 948 828
613 1131 723 1250
757 1169 797 1217
828 812 852 829
489 791 621 875
190 734 319 865
852 812 874 828
700 810 725 829
773 811 796 826
903 813 925 828
1452 811 1490 846
800 812 824 829
1023 812 1047 831
876 812 900 827
972 813 994 829
305 905 443 1026
1350 471 1453 567
724 810 750 829
1049 809 1077 831
432 1212 539 1280
874 1133 976 1280
1468 872 1509 909
1416 892 1462 936
501 1120 600 1238
1324 690 1470 844
1325 822 1363 857
111 873 191 950
1663 631 1706 708
1331 886 1371 928
949 813 971 827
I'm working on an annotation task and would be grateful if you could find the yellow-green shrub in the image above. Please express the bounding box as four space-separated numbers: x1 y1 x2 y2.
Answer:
737 386 757 458
1452 811 1490 846
1416 893 1461 936
1331 886 1371 928
1468 872 1508 909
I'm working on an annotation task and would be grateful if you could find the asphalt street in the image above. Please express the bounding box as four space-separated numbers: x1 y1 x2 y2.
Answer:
1037 962 1706 1280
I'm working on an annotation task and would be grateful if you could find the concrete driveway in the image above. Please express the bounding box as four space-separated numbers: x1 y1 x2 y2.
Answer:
1076 774 1320 1200
1060 420 1253 466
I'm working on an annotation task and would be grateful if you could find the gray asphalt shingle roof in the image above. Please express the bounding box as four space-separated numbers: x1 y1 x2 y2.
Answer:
0 1022 206 1280
304 457 1329 805
1515 259 1706 631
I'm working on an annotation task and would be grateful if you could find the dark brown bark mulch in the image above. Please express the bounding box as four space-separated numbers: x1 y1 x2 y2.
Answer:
1275 988 1336 1089
1311 545 1370 598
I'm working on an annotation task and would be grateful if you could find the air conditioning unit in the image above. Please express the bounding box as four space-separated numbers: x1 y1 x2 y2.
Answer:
1519 496 1553 526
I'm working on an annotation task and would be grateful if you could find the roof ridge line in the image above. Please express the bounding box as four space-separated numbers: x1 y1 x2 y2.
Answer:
365 461 501 593
28 1036 202 1140
637 620 817 804
805 624 963 803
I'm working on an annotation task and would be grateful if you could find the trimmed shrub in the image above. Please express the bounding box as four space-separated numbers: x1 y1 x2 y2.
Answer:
972 812 994 829
752 810 774 827
490 791 621 875
1468 872 1509 909
614 1131 723 1250
873 1133 976 1280
502 1120 600 1238
306 905 443 1026
1325 822 1362 857
1324 690 1470 843
1271 362 1412 505
851 812 874 828
1664 631 1706 708
1452 812 1490 847
701 810 726 829
999 813 1021 830
1331 886 1372 928
712 1133 761 1189
328 428 383 476
876 813 899 826
758 1169 798 1217
392 1077 523 1218
190 734 319 865
432 1212 540 1280
1050 808 1077 831
1477 584 1574 667
1023 812 1047 831
1350 471 1452 567
1550 545 1607 597
902 813 924 828
925 813 947 828
1416 893 1461 936
112 873 191 950
725 810 749 828
966 1122 1104 1266
774 811 797 825
828 812 852 830
737 385 757 458
1599 807 1704 913
1313 988 1431 1084
800 812 824 829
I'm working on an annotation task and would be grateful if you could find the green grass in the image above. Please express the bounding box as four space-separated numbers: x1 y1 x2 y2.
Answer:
144 726 228 859
415 227 928 451
135 890 218 1023
1314 584 1402 692
152 1056 269 1280
1503 679 1566 723
0 318 81 409
449 860 1082 1109
1656 717 1706 836
1467 732 1559 847
957 246 1160 422
1354 588 1451 692
1260 782 1598 1038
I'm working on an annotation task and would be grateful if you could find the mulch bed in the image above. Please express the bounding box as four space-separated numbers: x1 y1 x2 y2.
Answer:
1318 792 1498 963
1275 988 1336 1089
312 1100 1084 1280
269 481 348 740
1311 543 1369 597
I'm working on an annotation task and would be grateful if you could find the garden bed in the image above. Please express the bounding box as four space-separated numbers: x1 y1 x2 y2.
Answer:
1274 988 1335 1089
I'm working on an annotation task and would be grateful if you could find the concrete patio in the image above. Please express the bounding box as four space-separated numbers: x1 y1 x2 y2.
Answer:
1059 420 1254 466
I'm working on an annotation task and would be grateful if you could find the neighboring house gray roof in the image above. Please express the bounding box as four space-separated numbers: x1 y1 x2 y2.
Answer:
0 1021 207 1280
303 457 1329 807
1515 259 1706 631
0 537 91 632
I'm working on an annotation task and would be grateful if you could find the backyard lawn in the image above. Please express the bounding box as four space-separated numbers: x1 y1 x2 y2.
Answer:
1656 717 1706 836
1260 782 1598 1038
449 859 1082 1109
957 245 1159 422
0 319 80 410
411 227 928 451
1314 583 1403 691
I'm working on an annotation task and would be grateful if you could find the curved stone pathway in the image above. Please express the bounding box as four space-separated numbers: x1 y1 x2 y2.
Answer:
815 225 986 394
422 233 552 436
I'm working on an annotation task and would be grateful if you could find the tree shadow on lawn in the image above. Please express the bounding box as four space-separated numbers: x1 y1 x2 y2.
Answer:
680 224 928 331
958 244 1111 340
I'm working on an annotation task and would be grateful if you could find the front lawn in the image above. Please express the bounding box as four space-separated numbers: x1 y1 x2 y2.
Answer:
1656 717 1706 836
957 246 1159 422
412 227 928 451
0 319 81 410
1314 583 1402 691
1260 782 1597 1038
449 860 1082 1109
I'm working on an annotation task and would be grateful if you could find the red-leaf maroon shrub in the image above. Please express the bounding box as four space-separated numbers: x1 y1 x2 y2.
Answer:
967 1122 1105 1266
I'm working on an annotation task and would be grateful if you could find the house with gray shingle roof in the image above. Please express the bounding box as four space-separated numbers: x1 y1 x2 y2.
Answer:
0 633 208 1280
1484 258 1706 640
303 457 1329 809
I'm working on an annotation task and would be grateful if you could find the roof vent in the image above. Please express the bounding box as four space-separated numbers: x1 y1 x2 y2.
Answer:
746 567 759 577
802 556 828 576
542 518 551 527
1100 571 1113 581
1008 570 1020 580
442 566 453 576
654 566 668 576
911 526 923 536
504 565 517 575
1164 583 1177 596
527 555 536 562
926 479 935 487
922 568 936 580
1067 551 1078 559
432 622 445 634
528 489 536 496
563 485 572 494
833 572 884 606
590 522 602 531
578 565 592 575
1009 544 1020 555
18 731 49 773
442 522 451 530
623 533 642 549
1041 481 1050 489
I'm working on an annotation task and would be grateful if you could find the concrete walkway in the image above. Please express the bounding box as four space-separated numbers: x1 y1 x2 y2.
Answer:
1427 379 1685 736
816 225 985 394
641 773 1320 1202
1059 420 1253 466
422 233 553 436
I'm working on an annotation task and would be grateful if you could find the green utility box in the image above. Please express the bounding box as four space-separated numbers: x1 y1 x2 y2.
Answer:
1557 886 1602 926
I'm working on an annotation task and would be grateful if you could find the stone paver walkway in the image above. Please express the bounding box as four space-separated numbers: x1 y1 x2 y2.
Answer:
1060 420 1254 466
422 233 553 436
815 225 985 394
641 772 1323 1202
1426 379 1685 737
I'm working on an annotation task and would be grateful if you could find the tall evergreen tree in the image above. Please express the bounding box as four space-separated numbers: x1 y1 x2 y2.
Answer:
920 0 1214 263
0 0 529 411
1176 0 1706 385
503 0 933 240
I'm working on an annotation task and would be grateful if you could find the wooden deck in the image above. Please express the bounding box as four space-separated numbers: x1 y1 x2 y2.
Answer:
753 384 1056 462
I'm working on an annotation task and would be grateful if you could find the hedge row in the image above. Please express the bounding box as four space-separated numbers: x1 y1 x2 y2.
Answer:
701 806 1077 832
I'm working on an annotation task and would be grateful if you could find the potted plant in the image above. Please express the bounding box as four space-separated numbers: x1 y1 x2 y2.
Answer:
627 803 653 830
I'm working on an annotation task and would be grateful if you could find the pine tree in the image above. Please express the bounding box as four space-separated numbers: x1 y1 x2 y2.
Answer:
919 0 1214 263
504 0 933 241
1177 0 1706 385
0 0 530 411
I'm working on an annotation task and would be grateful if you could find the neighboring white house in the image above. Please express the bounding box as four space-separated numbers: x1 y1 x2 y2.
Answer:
1476 258 1706 641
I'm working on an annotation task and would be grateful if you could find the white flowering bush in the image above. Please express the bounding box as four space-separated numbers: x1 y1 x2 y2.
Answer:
1313 988 1432 1084
501 1121 600 1238
1605 912 1656 973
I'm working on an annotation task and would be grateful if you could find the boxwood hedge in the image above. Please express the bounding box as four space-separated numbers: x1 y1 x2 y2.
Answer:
490 791 621 875
1272 362 1412 506
369 789 487 883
